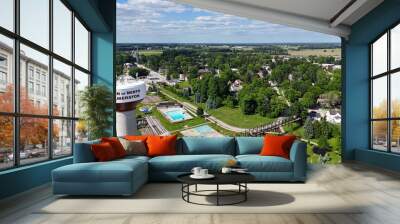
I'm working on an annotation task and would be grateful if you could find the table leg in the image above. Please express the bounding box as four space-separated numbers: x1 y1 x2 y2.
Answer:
187 184 190 202
181 184 183 199
245 183 247 201
217 184 219 206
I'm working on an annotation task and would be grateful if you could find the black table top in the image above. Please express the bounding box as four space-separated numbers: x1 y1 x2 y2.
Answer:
177 172 255 185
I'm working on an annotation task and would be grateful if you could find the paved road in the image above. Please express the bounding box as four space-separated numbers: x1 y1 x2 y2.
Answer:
137 64 166 85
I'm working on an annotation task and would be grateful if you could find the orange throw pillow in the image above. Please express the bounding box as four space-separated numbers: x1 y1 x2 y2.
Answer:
91 142 117 162
101 137 126 158
146 135 177 157
260 135 297 159
124 135 148 142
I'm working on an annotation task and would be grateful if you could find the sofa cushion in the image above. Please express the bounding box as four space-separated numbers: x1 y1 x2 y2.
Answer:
149 154 235 172
73 139 100 163
179 137 235 155
116 155 150 163
53 158 147 183
260 135 297 159
124 135 148 142
91 142 118 162
101 137 127 158
119 138 147 156
236 155 293 172
147 135 177 157
235 137 263 155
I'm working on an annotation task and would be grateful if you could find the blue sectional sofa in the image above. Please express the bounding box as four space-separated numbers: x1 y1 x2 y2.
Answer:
52 137 307 196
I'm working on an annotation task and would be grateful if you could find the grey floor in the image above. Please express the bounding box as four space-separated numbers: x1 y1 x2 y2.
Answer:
1 162 400 224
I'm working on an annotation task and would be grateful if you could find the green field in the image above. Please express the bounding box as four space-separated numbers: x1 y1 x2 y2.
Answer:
160 88 194 105
208 106 274 129
288 48 341 57
139 50 163 56
176 81 191 88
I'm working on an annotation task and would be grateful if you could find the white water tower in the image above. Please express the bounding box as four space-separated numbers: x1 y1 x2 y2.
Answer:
116 74 146 136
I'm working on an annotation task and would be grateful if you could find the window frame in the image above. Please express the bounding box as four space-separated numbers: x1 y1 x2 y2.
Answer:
0 0 92 171
370 21 400 153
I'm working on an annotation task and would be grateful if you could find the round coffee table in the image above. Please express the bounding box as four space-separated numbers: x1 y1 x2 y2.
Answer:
177 173 255 206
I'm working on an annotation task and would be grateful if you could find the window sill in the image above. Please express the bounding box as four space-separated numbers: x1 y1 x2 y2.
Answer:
355 148 400 172
0 156 72 176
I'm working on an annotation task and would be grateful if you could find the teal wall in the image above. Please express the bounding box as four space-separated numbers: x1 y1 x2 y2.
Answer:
91 0 116 135
0 158 72 199
343 0 400 171
0 0 116 200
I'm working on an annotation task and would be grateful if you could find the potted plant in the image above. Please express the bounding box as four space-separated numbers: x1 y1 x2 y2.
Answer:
79 84 113 140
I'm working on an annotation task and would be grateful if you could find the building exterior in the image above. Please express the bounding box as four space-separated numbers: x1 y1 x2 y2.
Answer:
0 41 76 151
308 109 342 124
0 43 13 93
229 79 243 92
179 73 187 81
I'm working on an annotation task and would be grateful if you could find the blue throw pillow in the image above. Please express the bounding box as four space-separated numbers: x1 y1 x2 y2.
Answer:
235 137 264 155
180 137 235 155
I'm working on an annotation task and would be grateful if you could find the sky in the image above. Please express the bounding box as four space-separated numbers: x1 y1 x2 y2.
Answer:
117 0 341 44
0 0 89 70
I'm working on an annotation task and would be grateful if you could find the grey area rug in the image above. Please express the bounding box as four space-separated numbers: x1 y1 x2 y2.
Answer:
37 183 362 214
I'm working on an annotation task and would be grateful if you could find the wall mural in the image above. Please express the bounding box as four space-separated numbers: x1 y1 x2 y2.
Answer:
116 43 342 164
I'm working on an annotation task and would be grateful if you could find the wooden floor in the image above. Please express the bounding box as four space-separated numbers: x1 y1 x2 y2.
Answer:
1 162 400 224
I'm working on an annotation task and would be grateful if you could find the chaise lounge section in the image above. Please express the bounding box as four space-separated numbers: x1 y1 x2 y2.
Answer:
52 137 307 196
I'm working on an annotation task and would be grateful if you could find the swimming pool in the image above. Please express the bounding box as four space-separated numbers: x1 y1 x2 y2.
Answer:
159 107 193 123
165 109 188 121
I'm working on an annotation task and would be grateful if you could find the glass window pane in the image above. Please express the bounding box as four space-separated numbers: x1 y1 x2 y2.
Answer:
20 0 49 49
391 24 400 70
75 120 88 143
391 120 400 153
0 116 14 170
53 119 72 157
372 33 387 76
53 0 72 60
75 18 89 70
372 76 387 119
20 44 49 115
391 72 400 118
0 0 14 31
53 59 72 117
20 117 49 165
74 69 89 118
0 35 14 112
372 121 388 151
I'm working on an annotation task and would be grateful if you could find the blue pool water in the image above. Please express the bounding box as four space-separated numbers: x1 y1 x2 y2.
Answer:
165 109 187 121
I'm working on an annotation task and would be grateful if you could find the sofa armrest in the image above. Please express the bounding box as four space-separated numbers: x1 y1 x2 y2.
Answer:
289 140 307 181
73 140 100 163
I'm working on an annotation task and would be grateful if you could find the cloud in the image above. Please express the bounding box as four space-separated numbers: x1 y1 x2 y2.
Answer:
117 0 189 14
116 0 340 43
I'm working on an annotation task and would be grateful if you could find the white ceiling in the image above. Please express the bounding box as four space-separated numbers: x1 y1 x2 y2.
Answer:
175 0 384 38
227 0 352 22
